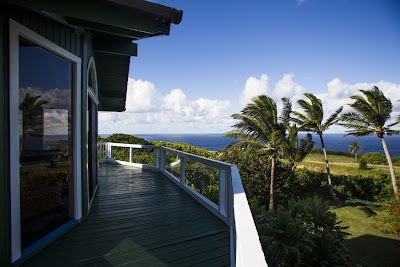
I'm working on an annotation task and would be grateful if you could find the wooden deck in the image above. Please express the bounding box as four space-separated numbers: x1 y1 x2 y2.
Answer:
24 163 230 266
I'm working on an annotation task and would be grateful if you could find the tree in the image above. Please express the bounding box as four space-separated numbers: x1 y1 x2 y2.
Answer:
348 141 362 162
224 95 313 211
287 124 314 170
292 93 343 201
340 86 400 194
19 93 48 154
224 95 289 211
281 97 314 170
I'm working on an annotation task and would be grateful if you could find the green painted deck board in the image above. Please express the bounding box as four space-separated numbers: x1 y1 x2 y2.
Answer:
23 163 230 266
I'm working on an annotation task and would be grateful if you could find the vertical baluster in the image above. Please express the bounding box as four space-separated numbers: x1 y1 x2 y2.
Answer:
180 157 185 185
129 147 133 163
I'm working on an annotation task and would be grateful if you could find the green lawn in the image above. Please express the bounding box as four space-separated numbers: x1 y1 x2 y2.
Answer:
300 154 400 177
331 201 400 267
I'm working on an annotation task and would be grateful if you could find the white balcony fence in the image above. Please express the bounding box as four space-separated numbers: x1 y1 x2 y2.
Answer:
98 142 267 267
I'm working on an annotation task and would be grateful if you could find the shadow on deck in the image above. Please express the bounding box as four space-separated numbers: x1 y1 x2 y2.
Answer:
24 163 230 266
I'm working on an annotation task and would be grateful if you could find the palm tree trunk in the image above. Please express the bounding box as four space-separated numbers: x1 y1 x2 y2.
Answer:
319 134 339 202
381 137 398 194
269 156 276 211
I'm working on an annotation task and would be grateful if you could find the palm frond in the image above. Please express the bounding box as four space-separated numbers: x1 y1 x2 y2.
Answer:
279 97 292 128
323 106 343 129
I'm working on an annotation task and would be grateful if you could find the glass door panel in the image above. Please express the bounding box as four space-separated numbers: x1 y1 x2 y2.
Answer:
19 38 74 249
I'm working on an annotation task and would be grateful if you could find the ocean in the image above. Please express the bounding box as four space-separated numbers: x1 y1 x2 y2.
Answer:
99 133 400 156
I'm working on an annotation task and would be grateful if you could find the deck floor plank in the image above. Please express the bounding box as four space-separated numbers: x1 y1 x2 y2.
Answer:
23 163 230 266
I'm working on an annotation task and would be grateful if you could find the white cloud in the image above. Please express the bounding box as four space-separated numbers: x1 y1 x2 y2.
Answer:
239 74 400 133
163 89 187 114
125 79 158 112
317 79 400 132
240 74 269 106
239 73 305 111
99 78 233 134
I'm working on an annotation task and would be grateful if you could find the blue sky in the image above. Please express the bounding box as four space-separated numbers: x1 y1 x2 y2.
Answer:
98 0 400 134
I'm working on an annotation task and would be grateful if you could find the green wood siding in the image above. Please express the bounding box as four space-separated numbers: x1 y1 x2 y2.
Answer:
24 164 231 266
7 5 83 58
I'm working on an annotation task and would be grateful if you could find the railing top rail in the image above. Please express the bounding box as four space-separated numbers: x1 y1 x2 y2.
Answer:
99 142 232 171
161 146 232 171
98 142 157 149
230 165 267 266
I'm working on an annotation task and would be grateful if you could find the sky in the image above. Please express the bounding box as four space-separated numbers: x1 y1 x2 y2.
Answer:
98 0 400 134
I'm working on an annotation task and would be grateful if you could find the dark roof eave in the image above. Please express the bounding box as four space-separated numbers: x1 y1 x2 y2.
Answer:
106 0 183 25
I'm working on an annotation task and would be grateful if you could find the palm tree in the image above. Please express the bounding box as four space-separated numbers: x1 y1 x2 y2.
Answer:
19 93 48 154
280 97 314 170
287 124 314 170
223 95 289 211
348 141 362 162
340 86 400 194
292 93 343 201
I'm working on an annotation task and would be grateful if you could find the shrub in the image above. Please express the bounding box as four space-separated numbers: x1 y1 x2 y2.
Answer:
374 194 400 236
218 150 296 207
153 141 215 158
311 146 354 157
361 152 387 165
359 157 368 169
256 196 351 266
293 168 393 202
392 156 400 167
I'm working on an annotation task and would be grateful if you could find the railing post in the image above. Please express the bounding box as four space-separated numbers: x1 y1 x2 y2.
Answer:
109 144 112 161
160 148 166 171
155 148 160 169
180 157 185 185
219 169 227 218
105 143 109 161
129 147 133 163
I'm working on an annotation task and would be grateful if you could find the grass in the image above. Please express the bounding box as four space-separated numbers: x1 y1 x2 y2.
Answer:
331 201 400 267
299 153 400 177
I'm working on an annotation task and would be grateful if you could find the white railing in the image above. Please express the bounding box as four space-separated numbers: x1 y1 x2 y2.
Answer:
98 142 267 267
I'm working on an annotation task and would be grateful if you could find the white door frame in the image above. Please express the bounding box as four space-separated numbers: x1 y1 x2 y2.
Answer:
9 19 82 262
86 56 99 210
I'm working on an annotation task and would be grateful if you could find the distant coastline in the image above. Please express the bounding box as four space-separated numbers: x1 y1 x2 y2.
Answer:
98 133 400 156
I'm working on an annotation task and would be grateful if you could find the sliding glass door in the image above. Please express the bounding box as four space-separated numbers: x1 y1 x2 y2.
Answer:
9 20 82 261
19 38 75 249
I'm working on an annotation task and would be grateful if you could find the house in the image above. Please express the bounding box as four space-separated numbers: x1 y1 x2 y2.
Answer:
0 0 183 265
0 1 266 266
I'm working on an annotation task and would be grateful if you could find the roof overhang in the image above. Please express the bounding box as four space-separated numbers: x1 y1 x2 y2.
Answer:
3 0 183 112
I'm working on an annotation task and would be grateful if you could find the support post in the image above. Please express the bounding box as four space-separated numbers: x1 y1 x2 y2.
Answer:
219 169 227 217
129 147 133 163
160 148 166 171
105 143 109 161
155 148 160 169
180 157 185 185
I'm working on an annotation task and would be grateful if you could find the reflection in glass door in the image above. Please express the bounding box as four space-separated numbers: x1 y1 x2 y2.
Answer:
19 38 75 249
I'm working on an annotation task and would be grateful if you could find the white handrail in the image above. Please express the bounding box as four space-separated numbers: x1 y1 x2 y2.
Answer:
97 142 267 267
230 165 267 266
